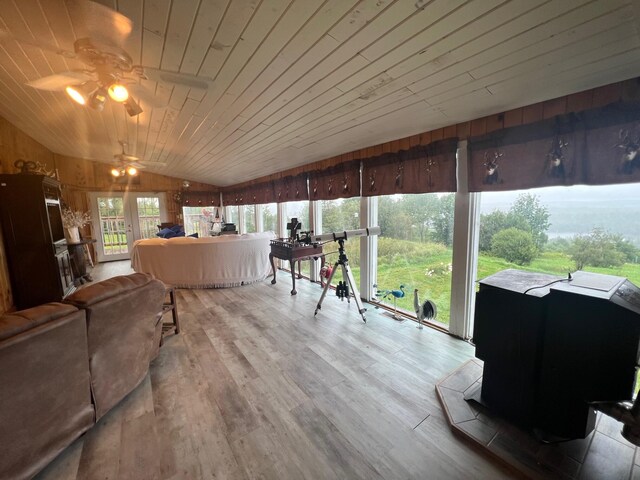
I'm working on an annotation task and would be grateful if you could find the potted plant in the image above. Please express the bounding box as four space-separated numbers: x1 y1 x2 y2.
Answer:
61 208 91 243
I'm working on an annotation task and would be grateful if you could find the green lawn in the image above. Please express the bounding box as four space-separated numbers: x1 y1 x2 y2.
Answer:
370 238 640 326
288 236 640 330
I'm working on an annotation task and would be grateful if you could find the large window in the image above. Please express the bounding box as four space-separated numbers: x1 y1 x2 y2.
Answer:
375 193 455 327
243 205 256 233
284 200 310 231
476 184 640 286
262 203 277 233
320 198 361 287
284 201 311 275
226 206 239 227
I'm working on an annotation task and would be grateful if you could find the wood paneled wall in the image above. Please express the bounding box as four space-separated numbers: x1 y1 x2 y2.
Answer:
0 117 218 314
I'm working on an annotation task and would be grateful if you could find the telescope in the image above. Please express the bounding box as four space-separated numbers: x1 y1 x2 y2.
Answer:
301 226 381 245
313 226 381 323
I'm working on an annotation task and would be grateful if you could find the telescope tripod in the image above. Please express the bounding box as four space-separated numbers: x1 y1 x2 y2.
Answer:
314 239 367 323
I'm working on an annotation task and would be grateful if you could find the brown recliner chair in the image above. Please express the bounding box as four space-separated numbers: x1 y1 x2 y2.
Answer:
0 273 165 479
0 303 95 480
65 273 166 420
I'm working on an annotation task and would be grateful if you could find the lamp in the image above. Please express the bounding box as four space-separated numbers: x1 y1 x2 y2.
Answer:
88 88 107 112
107 83 129 102
66 82 99 105
123 97 143 117
64 80 143 116
111 165 138 177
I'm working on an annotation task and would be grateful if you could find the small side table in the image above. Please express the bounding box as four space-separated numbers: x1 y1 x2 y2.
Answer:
160 287 180 345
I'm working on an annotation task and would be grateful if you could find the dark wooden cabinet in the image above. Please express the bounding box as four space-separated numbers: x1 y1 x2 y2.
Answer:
0 174 75 310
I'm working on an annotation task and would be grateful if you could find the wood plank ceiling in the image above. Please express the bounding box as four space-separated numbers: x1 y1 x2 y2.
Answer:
0 0 638 186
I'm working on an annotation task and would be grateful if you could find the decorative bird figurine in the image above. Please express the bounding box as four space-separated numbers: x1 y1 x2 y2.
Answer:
414 289 437 329
383 284 406 300
378 284 406 320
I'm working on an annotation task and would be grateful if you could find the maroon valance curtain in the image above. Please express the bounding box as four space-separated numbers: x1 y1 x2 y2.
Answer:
361 138 458 196
273 173 309 202
223 181 277 206
182 191 220 207
468 102 640 192
308 160 360 200
221 189 247 206
246 181 276 205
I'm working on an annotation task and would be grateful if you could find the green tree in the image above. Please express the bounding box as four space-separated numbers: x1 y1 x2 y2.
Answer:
509 193 550 249
262 204 277 232
321 198 359 232
431 194 455 246
403 194 437 242
479 194 550 253
614 235 639 263
545 237 572 253
479 210 528 252
379 196 413 241
491 227 538 265
569 228 627 269
244 205 256 233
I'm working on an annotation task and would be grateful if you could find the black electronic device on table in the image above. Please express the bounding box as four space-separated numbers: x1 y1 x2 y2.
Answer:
222 223 236 232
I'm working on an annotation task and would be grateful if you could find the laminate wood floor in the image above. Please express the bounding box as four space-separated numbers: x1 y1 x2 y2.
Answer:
37 264 517 479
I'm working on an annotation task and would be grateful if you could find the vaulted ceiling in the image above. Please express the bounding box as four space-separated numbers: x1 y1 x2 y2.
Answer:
0 0 638 186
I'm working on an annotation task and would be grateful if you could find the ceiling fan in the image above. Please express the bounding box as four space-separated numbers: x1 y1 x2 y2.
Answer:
0 0 214 116
111 141 166 177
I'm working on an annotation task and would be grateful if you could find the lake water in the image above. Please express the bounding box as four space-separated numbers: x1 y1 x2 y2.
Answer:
479 183 640 246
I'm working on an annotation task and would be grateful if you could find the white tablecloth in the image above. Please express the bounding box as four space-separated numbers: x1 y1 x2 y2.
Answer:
131 232 275 288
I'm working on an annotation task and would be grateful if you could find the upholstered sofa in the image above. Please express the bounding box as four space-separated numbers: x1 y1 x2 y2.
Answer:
131 231 275 288
0 273 165 480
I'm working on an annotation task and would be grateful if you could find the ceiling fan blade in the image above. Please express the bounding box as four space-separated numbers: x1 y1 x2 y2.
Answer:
0 29 77 58
114 153 140 162
139 161 167 167
139 67 214 90
127 84 168 108
66 0 133 48
26 71 92 91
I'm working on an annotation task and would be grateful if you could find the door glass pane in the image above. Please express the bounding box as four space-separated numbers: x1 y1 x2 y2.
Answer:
97 197 128 256
321 198 361 287
243 205 257 233
376 193 454 328
136 197 161 239
262 203 277 233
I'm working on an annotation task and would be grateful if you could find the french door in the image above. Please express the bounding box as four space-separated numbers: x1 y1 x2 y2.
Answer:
89 192 167 262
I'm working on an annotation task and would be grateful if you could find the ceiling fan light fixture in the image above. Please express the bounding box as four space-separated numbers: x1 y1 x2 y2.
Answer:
126 165 138 176
65 81 98 105
107 83 129 102
88 89 107 111
110 167 123 177
123 97 143 117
